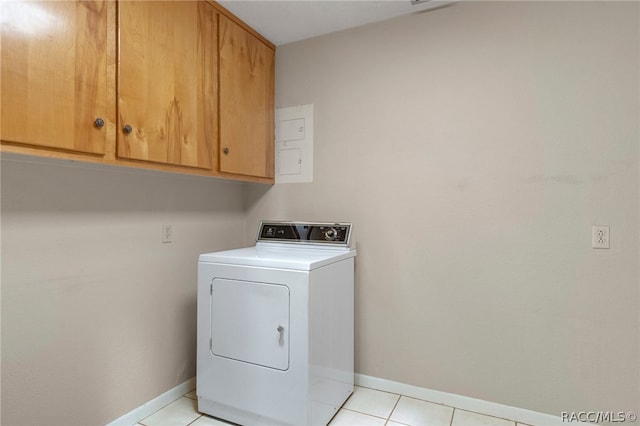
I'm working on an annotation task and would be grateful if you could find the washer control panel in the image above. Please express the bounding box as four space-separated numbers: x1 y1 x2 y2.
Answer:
257 222 351 246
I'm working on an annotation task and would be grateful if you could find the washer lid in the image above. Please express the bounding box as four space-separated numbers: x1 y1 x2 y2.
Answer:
198 245 356 271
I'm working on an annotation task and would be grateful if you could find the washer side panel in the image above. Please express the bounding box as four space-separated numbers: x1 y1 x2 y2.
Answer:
309 258 355 425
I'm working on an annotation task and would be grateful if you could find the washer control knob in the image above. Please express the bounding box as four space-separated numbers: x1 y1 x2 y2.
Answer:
324 228 338 241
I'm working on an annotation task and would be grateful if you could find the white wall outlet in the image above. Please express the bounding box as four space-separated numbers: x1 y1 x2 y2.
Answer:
592 225 609 249
162 224 173 243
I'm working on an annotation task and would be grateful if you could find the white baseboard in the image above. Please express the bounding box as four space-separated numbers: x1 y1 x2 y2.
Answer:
355 374 564 426
107 377 196 426
106 375 562 426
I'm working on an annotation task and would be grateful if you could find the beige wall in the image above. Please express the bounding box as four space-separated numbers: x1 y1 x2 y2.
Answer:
1 155 246 425
246 1 640 415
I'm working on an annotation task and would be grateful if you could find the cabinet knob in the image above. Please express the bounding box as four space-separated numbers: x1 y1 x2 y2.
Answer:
123 124 133 134
94 117 105 128
223 147 229 155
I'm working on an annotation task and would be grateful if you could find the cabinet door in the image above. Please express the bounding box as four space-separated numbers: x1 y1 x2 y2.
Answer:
1 1 108 154
117 1 216 169
219 15 274 179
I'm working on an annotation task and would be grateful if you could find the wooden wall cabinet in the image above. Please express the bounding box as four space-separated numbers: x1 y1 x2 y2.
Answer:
1 1 275 183
118 1 216 170
1 1 109 156
219 14 275 179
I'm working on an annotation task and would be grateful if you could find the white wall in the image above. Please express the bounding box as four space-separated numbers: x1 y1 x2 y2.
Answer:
1 154 246 425
246 1 640 415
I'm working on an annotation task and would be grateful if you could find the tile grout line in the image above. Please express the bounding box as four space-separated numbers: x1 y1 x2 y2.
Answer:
455 407 524 425
185 414 204 426
339 407 390 422
384 394 404 425
356 385 528 426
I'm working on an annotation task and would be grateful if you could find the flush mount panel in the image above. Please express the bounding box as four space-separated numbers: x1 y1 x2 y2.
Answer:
211 278 290 371
278 148 302 175
275 104 313 183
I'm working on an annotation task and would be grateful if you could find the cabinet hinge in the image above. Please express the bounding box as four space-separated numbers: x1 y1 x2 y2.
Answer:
210 283 213 295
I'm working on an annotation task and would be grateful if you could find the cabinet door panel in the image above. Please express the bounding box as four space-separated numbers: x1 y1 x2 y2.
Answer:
118 1 216 169
1 1 108 154
219 15 274 178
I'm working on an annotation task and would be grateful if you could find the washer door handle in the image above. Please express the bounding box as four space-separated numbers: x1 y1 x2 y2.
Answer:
277 325 285 346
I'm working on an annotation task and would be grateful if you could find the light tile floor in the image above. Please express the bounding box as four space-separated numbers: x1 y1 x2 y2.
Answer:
137 386 535 426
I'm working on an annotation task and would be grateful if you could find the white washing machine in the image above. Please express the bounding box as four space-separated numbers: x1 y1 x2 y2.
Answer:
197 221 356 426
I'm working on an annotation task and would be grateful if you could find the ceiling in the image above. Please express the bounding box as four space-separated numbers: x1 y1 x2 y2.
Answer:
218 0 457 46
